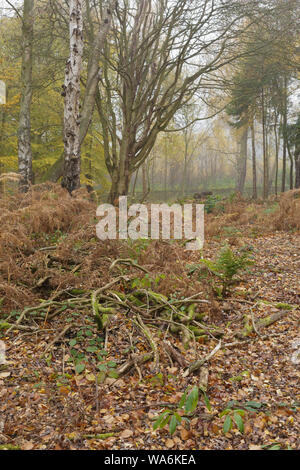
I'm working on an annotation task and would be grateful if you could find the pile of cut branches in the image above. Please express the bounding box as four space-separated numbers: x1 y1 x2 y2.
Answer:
2 262 297 382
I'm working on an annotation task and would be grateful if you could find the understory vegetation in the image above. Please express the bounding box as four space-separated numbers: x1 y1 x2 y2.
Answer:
0 185 299 450
0 0 299 452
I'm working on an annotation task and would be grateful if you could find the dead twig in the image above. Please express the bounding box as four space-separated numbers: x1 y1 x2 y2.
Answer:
109 258 150 274
41 323 74 358
185 341 222 376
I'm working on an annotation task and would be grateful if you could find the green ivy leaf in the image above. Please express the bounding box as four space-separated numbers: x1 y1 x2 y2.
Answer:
244 401 263 409
169 415 178 435
178 389 188 409
234 412 244 433
87 346 98 353
159 413 171 429
220 408 231 418
107 370 119 379
233 409 246 417
107 361 117 368
184 386 199 414
202 390 211 412
97 371 106 384
153 411 171 430
223 415 232 434
75 363 85 374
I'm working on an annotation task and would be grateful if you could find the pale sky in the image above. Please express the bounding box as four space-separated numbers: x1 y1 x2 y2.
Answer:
0 0 22 17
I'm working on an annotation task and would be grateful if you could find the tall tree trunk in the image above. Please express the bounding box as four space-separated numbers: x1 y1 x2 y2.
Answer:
182 130 188 196
142 162 147 197
281 76 288 193
109 168 131 205
295 126 300 188
80 0 114 144
267 131 275 194
287 141 294 190
164 147 168 194
295 152 300 189
18 0 34 193
282 137 287 192
0 85 8 193
151 155 155 191
262 88 269 199
45 2 115 183
235 126 248 195
61 0 84 194
250 119 257 199
132 168 139 197
268 159 276 195
274 114 280 196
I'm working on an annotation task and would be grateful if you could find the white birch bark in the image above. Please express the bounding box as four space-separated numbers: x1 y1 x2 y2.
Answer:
62 0 84 193
18 0 34 192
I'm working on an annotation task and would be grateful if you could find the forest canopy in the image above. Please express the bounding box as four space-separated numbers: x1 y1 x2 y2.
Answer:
0 0 299 200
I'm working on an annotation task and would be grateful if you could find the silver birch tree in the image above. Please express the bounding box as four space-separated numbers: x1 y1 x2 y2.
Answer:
18 0 34 192
61 0 84 193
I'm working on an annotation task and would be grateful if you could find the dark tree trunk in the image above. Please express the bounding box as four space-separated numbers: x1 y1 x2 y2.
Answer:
109 175 131 205
281 76 288 193
282 139 287 193
295 150 300 189
274 116 280 196
235 127 248 195
251 119 257 199
142 163 147 197
131 168 139 197
287 141 294 190
164 153 168 194
108 163 131 205
262 88 269 199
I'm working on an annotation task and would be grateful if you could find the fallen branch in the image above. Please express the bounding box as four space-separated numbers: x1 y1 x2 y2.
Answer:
41 324 74 358
163 341 188 368
116 352 154 376
133 315 159 368
184 341 222 376
1 322 38 332
6 298 88 333
110 258 150 274
83 433 116 440
235 310 292 339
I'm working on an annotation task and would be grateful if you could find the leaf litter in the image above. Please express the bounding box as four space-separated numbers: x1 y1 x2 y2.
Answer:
0 185 299 450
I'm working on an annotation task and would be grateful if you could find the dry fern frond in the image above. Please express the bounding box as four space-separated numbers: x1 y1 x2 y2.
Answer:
0 172 22 182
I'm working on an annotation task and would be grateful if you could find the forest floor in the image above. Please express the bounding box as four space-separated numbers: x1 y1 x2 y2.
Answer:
0 185 299 450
